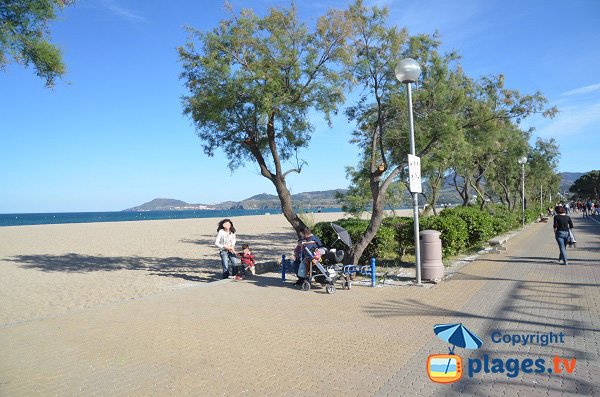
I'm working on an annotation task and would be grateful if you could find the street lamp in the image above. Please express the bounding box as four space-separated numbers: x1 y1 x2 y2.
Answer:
518 156 527 227
395 58 422 285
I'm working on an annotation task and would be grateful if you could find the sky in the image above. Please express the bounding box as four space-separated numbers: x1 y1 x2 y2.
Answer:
1 0 599 213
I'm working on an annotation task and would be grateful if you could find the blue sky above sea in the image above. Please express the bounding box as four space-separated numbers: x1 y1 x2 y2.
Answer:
1 0 599 213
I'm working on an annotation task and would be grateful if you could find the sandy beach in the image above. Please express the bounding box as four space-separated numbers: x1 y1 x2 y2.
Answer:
0 212 352 326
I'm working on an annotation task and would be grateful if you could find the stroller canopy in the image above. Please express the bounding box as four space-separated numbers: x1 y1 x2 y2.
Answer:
331 223 352 246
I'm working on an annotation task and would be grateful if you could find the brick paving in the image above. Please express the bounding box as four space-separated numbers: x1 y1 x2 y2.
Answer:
1 217 598 396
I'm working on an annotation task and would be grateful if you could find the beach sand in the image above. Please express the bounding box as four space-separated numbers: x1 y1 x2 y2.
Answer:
0 212 350 326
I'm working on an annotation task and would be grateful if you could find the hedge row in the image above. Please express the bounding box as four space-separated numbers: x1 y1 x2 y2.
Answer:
313 205 541 263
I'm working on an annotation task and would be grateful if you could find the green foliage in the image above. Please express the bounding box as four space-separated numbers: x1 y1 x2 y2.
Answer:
439 206 495 246
178 4 352 170
314 205 542 263
420 215 469 257
486 204 520 234
525 207 541 223
384 214 470 259
313 218 396 263
388 216 414 257
0 0 70 87
569 170 600 200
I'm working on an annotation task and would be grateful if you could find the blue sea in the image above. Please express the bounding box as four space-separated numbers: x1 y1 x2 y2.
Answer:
0 208 343 227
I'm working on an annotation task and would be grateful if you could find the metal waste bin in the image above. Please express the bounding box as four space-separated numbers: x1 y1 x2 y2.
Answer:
420 230 444 280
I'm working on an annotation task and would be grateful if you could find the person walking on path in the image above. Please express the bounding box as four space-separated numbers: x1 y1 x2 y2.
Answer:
553 206 573 265
215 219 239 279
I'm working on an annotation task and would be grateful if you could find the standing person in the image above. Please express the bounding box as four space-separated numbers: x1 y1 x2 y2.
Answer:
553 206 573 265
215 219 238 279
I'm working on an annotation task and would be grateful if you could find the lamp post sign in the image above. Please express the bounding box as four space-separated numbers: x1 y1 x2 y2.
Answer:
408 154 422 193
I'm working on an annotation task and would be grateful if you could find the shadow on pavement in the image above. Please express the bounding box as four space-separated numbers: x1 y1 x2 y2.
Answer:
477 255 597 266
451 270 598 287
365 261 599 396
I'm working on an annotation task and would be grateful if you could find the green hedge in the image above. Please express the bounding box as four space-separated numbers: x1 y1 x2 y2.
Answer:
421 215 469 257
312 218 397 264
439 206 495 246
312 204 539 263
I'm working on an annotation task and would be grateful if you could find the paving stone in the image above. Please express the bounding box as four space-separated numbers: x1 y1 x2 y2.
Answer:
0 217 598 396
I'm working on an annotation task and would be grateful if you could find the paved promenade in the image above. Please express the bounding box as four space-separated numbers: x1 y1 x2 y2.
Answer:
1 217 599 396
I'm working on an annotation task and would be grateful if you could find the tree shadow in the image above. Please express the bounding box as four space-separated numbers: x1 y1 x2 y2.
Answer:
180 231 297 263
6 254 222 282
366 263 599 396
477 256 598 266
449 270 598 288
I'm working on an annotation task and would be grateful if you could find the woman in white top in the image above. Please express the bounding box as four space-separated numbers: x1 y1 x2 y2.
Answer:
215 218 238 279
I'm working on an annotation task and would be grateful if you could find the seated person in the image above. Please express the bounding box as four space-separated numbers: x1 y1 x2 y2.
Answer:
291 227 323 282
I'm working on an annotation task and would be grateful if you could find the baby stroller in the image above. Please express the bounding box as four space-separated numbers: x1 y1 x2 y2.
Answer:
296 223 353 294
297 246 338 293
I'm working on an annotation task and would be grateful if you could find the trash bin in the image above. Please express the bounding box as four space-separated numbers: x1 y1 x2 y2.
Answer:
420 230 444 280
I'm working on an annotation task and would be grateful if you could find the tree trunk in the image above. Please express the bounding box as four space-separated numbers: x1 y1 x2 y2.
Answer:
245 116 306 238
272 175 306 238
425 170 443 216
453 171 471 206
348 191 386 266
498 180 511 210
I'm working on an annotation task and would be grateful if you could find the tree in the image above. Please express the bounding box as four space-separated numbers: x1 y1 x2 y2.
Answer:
178 4 352 236
0 0 71 87
569 170 600 200
341 1 466 265
451 74 557 209
525 138 561 211
483 127 530 210
419 139 462 216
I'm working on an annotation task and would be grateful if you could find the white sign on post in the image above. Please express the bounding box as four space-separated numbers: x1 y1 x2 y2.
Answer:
408 154 422 193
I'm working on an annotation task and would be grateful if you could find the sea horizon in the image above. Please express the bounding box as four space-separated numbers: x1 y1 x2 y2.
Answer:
0 208 346 227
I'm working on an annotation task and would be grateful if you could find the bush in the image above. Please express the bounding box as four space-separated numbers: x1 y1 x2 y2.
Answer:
313 218 396 264
440 206 495 246
313 204 539 263
525 208 540 223
421 215 469 257
485 205 520 233
390 217 415 258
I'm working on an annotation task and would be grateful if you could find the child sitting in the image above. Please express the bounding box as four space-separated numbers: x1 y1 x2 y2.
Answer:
238 243 256 276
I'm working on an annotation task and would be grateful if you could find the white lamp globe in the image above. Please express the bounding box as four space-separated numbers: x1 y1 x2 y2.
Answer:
395 58 421 83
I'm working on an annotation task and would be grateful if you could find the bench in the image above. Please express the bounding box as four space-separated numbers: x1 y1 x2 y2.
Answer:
488 235 510 253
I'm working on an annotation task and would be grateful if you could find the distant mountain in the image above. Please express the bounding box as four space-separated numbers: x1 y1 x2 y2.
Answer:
123 189 348 212
123 198 214 212
559 172 585 193
124 173 583 212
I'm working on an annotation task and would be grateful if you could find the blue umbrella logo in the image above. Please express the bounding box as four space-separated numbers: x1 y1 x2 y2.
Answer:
434 323 482 354
432 323 482 377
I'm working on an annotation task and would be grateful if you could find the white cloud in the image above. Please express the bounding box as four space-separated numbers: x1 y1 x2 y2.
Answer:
561 83 600 97
387 0 489 43
535 101 600 138
102 0 148 24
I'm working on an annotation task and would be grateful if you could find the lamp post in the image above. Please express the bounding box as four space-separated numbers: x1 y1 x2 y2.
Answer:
395 58 422 285
518 156 527 227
